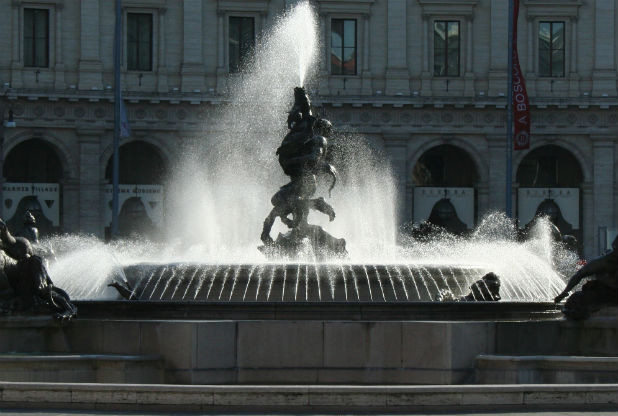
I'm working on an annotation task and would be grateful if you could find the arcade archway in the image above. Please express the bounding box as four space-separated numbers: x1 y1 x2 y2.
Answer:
412 144 478 234
104 141 166 239
516 145 583 244
3 139 64 236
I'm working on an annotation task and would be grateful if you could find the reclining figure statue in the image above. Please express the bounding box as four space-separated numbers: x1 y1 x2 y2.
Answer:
0 219 77 321
554 235 618 319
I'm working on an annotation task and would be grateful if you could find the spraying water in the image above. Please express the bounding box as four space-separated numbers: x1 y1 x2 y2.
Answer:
43 2 574 301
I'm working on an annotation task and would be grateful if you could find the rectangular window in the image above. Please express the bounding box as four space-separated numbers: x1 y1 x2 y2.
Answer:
229 16 255 73
539 21 564 77
127 13 153 71
433 20 460 77
24 8 49 67
331 19 356 75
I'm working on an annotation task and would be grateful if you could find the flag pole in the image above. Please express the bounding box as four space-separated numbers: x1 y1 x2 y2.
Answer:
506 0 514 218
112 0 121 237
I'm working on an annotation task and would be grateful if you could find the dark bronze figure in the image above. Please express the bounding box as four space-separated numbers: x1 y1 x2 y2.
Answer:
260 87 346 258
16 210 39 244
0 219 76 321
554 235 618 319
436 272 502 302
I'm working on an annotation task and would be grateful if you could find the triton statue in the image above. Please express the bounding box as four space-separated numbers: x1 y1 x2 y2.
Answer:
0 218 77 321
436 272 502 302
260 87 346 258
554 235 618 319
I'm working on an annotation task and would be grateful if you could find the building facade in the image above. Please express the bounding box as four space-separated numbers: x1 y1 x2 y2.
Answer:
0 0 617 257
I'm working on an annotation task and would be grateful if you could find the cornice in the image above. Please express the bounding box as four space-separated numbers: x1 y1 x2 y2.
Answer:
218 0 270 13
418 0 478 19
523 0 582 19
317 0 375 15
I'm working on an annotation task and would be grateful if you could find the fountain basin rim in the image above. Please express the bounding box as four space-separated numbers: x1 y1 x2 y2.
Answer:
73 300 563 321
122 262 489 269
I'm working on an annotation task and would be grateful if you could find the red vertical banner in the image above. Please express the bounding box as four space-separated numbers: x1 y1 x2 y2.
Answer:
512 0 530 150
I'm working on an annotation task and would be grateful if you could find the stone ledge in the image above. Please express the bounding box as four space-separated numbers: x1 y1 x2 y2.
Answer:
0 382 616 411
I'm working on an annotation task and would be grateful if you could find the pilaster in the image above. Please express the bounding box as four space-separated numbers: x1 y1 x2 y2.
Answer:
487 135 508 211
488 0 507 96
592 0 616 96
385 0 410 95
361 13 372 95
54 4 65 90
384 135 409 226
591 136 615 255
420 15 431 96
568 16 580 97
10 4 23 88
581 181 594 259
318 12 330 96
216 11 227 94
157 8 168 93
463 16 475 97
181 0 205 92
62 179 80 234
78 0 103 90
77 130 103 236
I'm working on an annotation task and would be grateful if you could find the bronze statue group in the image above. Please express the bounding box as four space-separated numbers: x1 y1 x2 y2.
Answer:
0 211 77 321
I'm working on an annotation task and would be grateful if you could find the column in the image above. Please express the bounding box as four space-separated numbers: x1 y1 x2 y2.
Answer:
488 0 508 96
568 17 579 97
487 135 507 211
78 0 103 90
77 130 103 236
591 137 615 255
384 135 409 227
463 16 475 96
54 5 66 89
385 0 410 95
361 13 372 95
181 0 205 92
157 9 168 93
592 0 616 96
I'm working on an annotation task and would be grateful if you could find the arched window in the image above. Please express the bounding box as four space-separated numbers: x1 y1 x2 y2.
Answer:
105 141 165 184
4 139 63 183
516 145 583 246
3 139 64 236
516 145 582 187
412 144 478 233
413 144 478 187
104 141 166 240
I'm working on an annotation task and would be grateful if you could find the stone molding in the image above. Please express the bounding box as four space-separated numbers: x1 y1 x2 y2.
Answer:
523 0 582 19
217 0 270 13
122 0 167 11
317 0 375 14
418 0 478 19
12 0 64 7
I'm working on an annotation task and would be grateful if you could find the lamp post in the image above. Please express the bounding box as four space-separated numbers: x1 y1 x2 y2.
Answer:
0 87 17 219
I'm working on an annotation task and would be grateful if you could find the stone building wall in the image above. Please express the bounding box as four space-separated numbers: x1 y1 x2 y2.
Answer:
0 0 616 257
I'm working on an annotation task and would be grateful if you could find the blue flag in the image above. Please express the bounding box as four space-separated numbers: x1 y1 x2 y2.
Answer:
120 97 131 138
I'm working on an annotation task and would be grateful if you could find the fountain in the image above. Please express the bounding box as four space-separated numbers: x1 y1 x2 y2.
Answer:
6 3 617 394
30 2 574 308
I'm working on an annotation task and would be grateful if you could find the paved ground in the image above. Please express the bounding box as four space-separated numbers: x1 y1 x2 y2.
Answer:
1 410 617 416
